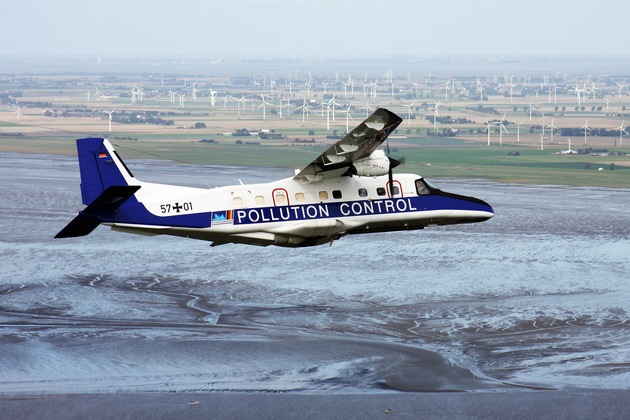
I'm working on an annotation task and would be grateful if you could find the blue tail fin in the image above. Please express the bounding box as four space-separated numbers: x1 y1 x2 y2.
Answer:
77 138 135 205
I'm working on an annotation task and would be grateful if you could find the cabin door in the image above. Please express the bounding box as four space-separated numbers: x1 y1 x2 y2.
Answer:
386 180 403 198
272 188 289 206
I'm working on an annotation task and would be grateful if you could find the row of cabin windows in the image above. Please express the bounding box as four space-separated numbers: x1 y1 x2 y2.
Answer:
232 186 402 208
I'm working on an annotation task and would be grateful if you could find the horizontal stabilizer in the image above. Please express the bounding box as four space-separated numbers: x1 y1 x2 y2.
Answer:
84 185 141 213
55 185 140 238
54 213 101 238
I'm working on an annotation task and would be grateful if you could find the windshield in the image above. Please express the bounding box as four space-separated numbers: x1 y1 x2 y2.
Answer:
415 178 436 196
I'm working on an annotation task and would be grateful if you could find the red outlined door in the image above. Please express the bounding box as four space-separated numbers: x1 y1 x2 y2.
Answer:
272 188 289 206
386 180 403 198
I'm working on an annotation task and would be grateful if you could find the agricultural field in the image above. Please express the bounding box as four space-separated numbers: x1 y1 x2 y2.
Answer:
1 57 629 187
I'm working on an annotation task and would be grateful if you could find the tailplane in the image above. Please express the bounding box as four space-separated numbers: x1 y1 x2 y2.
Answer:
55 139 140 239
55 185 140 238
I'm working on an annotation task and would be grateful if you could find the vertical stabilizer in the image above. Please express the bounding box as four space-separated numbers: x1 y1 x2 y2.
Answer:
76 138 135 205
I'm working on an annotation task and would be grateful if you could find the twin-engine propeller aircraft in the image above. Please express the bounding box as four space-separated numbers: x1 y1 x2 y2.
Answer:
56 108 493 247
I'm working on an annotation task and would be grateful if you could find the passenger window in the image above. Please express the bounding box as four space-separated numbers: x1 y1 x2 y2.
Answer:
376 187 386 196
275 193 287 205
319 191 329 200
391 185 400 195
415 179 430 196
233 197 244 207
332 190 342 199
295 192 305 202
358 188 368 197
255 195 265 205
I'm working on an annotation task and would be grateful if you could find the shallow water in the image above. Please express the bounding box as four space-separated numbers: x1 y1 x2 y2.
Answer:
1 152 629 394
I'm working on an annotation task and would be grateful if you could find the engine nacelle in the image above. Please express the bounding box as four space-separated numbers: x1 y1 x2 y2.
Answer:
350 149 390 177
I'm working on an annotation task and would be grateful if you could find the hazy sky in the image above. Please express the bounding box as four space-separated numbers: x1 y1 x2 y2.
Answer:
4 0 629 57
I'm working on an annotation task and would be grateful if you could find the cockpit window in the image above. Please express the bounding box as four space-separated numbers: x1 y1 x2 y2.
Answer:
415 179 433 196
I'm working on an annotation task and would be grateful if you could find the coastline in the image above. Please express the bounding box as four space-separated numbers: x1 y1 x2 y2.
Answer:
3 390 630 419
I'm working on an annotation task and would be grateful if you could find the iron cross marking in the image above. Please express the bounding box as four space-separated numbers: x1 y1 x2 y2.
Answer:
172 202 183 213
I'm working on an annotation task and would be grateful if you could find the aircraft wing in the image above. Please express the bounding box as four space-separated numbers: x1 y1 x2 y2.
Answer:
294 108 402 183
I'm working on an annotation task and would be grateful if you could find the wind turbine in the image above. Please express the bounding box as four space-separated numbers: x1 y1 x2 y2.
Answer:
508 81 516 103
364 99 373 118
548 82 557 105
615 81 626 100
233 95 247 119
539 133 545 151
295 98 311 125
329 94 338 122
616 121 627 146
325 98 332 131
431 102 441 132
305 78 312 96
190 83 198 101
590 82 598 100
86 90 91 102
516 121 523 143
209 89 218 108
15 107 22 122
527 103 534 121
103 109 115 132
546 118 558 143
276 100 286 118
580 120 591 145
477 80 486 103
258 94 272 122
343 103 354 133
285 98 293 118
287 79 294 96
572 83 583 106
484 120 493 146
405 101 415 127
129 85 139 104
498 113 509 146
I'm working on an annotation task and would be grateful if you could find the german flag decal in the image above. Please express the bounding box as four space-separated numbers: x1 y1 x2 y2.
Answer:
211 210 233 226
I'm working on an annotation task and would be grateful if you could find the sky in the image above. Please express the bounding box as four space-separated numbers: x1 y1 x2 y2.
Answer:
3 0 629 57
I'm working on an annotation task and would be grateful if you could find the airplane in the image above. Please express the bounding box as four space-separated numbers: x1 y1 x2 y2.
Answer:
55 108 494 247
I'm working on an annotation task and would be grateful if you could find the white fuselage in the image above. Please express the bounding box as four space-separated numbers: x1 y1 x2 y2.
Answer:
109 172 492 247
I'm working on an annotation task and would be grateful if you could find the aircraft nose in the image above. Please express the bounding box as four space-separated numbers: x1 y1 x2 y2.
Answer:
433 189 494 220
472 197 494 218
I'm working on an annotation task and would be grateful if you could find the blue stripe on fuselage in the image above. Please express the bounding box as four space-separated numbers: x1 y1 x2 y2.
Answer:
232 195 492 225
89 194 492 228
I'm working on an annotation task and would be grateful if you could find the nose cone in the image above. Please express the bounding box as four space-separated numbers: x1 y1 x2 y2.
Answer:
469 196 494 220
433 189 494 222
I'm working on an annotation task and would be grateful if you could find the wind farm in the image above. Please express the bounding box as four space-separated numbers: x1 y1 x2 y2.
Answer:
1 55 629 187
